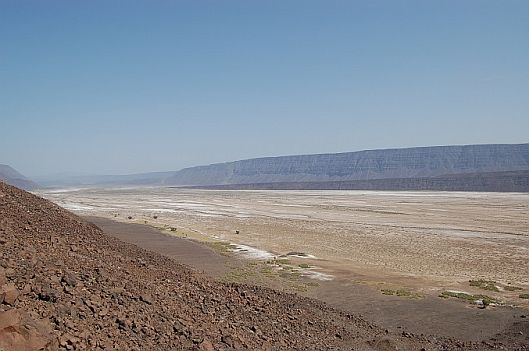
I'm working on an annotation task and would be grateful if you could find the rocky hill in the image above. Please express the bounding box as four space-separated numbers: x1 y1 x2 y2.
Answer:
164 144 529 187
0 164 38 190
3 181 526 350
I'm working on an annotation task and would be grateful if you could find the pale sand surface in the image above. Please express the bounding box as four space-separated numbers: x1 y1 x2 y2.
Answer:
38 188 529 302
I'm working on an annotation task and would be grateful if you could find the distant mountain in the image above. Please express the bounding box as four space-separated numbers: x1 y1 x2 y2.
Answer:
0 164 39 190
164 143 529 188
187 170 529 193
36 143 529 192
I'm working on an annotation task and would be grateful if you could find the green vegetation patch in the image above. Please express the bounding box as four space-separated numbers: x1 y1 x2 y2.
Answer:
222 269 253 283
304 281 320 287
298 263 311 269
260 266 274 275
519 293 529 299
381 288 421 298
206 241 232 255
469 279 499 292
439 291 500 306
272 259 291 265
504 286 523 291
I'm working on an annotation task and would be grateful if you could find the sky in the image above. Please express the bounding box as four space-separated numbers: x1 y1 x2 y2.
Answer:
1 1 528 177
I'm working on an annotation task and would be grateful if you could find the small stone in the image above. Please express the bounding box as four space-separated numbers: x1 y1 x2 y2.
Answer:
173 320 185 334
221 335 234 347
38 287 59 303
62 271 77 287
110 287 124 295
0 271 6 286
140 294 153 305
1 283 20 306
199 338 215 351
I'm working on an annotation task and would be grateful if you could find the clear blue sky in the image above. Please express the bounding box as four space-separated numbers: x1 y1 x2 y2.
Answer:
1 1 528 176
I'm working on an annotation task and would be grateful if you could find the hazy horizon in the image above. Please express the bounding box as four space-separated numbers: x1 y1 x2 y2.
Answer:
2 1 528 176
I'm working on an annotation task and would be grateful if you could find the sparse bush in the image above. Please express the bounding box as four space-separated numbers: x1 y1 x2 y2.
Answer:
439 291 500 306
305 281 320 287
504 286 523 291
207 241 232 255
261 266 273 274
469 279 499 292
381 288 420 298
273 259 290 265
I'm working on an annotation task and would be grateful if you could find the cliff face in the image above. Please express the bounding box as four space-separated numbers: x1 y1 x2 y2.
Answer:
192 171 529 192
0 164 38 190
164 144 529 186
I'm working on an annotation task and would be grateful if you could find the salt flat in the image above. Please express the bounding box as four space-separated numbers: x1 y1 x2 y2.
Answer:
38 187 529 290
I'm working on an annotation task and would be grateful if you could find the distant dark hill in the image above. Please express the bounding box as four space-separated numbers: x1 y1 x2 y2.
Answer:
0 164 38 190
186 170 529 192
164 143 529 188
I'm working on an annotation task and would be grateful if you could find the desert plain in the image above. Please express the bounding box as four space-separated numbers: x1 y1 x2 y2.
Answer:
38 187 529 340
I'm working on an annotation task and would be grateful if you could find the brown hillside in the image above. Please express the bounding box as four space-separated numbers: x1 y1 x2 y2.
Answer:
0 182 521 350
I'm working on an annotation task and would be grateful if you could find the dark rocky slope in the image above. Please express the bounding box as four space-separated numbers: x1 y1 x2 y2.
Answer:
164 144 529 187
0 164 38 190
2 182 527 350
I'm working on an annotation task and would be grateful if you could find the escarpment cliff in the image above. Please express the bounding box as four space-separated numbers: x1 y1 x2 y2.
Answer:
164 143 529 188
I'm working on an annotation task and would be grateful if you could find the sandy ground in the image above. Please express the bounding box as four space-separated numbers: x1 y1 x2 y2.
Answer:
37 187 529 341
85 216 232 277
87 215 527 343
39 188 529 283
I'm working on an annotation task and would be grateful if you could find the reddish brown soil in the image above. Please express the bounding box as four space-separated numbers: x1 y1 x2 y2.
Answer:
0 182 527 350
